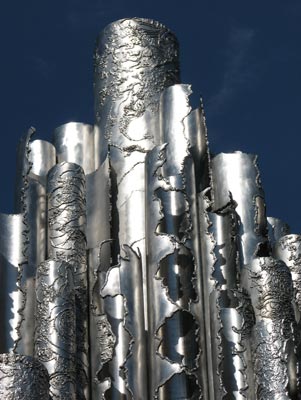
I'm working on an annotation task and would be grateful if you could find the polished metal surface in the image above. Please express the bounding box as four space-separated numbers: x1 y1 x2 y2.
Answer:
267 216 290 249
211 152 269 267
241 257 297 399
90 245 147 399
1 17 301 400
53 122 96 174
47 162 89 399
0 353 49 400
94 18 180 330
198 189 255 399
0 213 25 353
35 260 76 399
145 139 207 399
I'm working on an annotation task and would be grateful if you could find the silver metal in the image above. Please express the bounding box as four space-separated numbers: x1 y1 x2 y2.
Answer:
267 216 290 249
198 189 255 399
35 259 76 399
47 162 89 399
94 18 180 330
0 353 49 400
53 122 96 174
241 257 297 399
29 139 56 185
211 152 269 267
90 245 147 399
0 213 25 353
145 141 207 399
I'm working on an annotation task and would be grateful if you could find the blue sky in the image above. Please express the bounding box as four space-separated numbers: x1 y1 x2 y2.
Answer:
0 0 300 231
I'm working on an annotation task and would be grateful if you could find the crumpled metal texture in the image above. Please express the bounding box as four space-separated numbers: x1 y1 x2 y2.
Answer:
94 18 180 329
47 162 89 399
211 152 269 267
273 234 301 396
241 257 297 399
198 189 255 399
0 213 25 353
267 216 291 250
89 245 147 399
145 87 208 400
12 128 54 355
34 260 76 399
0 353 49 400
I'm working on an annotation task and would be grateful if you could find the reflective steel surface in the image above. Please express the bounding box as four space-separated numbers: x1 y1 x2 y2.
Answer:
1 17 301 400
0 354 49 400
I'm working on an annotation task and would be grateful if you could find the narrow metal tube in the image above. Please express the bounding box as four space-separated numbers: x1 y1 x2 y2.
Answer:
211 152 269 267
241 257 297 399
198 189 255 399
90 245 147 399
267 216 290 250
273 234 301 395
0 354 49 400
47 162 89 399
53 122 96 174
0 213 25 353
146 143 207 399
34 259 77 399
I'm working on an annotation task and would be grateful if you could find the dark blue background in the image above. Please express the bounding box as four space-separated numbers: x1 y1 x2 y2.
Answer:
0 1 300 231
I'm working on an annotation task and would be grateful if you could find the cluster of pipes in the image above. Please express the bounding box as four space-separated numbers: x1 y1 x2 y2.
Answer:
0 17 300 400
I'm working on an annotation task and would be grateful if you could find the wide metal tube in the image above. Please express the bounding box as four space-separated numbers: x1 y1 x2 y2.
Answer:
94 18 180 330
0 354 49 400
241 257 297 399
35 259 76 399
47 162 89 399
211 152 269 267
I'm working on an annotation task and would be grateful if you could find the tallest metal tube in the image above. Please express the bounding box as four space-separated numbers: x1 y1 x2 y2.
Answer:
94 18 180 329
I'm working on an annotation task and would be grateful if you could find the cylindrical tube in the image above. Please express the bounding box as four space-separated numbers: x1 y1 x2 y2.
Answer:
0 213 25 353
146 144 207 399
267 216 290 250
47 162 89 399
35 259 76 399
198 189 255 399
241 257 297 399
53 122 96 174
94 18 180 330
211 152 269 267
91 245 147 399
0 354 49 400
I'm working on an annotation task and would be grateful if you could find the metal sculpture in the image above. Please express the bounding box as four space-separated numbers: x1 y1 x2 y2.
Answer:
0 17 300 400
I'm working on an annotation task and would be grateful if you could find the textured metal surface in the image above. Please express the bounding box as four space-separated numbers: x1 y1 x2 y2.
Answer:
273 234 301 396
198 189 255 399
0 353 49 400
211 152 269 267
0 213 25 353
35 259 76 399
145 140 207 399
267 216 290 249
90 245 147 399
47 162 89 399
53 122 96 173
241 257 297 399
94 18 180 330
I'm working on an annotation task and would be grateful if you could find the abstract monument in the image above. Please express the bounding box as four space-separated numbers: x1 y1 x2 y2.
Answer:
0 17 299 400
